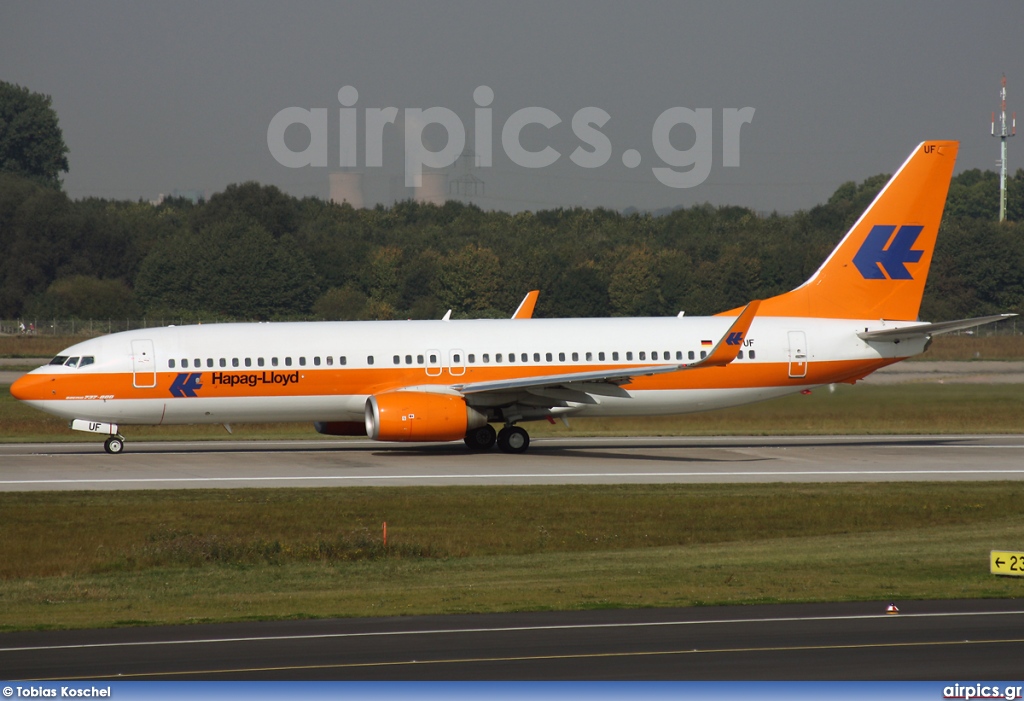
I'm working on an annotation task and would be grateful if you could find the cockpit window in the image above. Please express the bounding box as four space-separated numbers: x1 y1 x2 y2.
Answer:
48 356 69 366
64 357 80 368
79 356 95 367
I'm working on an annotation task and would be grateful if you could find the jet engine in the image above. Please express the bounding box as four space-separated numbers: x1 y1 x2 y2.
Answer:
365 391 487 442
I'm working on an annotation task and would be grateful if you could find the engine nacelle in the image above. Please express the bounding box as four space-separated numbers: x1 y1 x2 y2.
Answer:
365 391 487 442
313 421 367 436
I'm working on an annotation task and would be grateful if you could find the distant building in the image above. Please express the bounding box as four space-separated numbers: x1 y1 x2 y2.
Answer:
329 171 365 208
149 188 205 206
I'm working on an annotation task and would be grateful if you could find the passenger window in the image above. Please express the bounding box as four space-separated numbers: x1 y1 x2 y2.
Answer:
586 352 592 361
639 352 646 361
598 352 605 361
193 359 200 368
665 350 670 360
612 352 619 361
314 356 321 366
626 352 634 361
169 359 176 369
258 358 265 367
339 356 346 365
393 355 401 365
80 356 94 367
272 357 279 367
688 351 695 360
417 354 424 364
232 358 239 367
297 357 304 366
749 350 756 359
326 356 334 366
558 352 565 362
219 358 226 367
676 351 683 360
181 359 188 368
245 358 252 367
496 353 503 363
533 353 540 362
521 353 528 362
285 357 292 367
453 354 461 363
207 358 214 368
545 352 552 362
483 354 490 363
651 352 658 360
468 354 475 363
738 350 744 359
572 352 579 362
367 356 374 365
429 354 437 363
405 355 413 365
700 351 707 359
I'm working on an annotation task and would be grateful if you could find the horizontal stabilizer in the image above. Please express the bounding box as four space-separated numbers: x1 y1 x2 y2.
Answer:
858 314 1017 341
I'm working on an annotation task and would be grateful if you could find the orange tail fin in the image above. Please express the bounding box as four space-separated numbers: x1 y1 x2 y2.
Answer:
757 141 958 320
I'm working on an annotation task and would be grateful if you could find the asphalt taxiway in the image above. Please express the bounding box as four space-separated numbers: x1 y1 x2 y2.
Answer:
1 434 1024 490
3 600 1023 680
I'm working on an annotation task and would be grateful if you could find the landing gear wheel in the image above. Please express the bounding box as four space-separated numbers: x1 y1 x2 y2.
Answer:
496 426 530 454
104 436 125 454
464 424 497 451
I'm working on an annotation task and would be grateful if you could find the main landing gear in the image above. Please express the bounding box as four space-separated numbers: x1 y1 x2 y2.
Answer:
464 424 497 451
464 424 529 453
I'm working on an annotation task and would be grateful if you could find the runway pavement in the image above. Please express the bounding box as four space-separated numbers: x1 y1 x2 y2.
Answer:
3 599 1023 680
2 434 1024 490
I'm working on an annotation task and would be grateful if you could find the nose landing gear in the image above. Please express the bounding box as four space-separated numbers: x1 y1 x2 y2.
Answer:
103 435 125 454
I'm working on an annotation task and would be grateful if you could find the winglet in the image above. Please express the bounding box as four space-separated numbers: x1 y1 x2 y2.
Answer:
512 290 540 319
697 300 760 367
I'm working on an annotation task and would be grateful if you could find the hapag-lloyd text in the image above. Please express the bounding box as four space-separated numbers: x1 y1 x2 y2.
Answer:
210 371 301 388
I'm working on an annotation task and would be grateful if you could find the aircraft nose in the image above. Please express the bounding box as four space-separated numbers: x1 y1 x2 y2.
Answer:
9 372 55 401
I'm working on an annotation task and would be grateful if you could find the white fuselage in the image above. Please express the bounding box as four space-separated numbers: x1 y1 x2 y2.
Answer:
12 315 920 427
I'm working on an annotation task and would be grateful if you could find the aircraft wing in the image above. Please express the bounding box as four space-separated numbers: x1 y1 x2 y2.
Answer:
452 301 760 401
857 314 1016 341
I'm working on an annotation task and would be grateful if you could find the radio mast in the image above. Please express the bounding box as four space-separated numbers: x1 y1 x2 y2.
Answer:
991 74 1016 222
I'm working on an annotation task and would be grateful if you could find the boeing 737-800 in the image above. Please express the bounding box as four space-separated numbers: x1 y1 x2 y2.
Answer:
10 140 1013 454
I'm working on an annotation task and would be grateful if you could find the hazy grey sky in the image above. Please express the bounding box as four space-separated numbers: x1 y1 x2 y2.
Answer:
3 1 1022 213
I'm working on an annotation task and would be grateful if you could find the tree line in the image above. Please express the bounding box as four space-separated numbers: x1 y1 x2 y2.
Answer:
3 79 1022 325
1 167 1022 325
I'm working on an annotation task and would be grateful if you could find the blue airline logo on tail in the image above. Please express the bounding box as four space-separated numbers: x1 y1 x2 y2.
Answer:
852 225 924 280
725 332 745 346
170 373 203 398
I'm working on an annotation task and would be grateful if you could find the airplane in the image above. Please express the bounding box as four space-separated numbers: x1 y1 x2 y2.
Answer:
10 140 1015 454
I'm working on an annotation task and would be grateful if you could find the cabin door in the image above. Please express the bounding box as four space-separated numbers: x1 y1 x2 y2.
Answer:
787 331 808 378
131 339 157 388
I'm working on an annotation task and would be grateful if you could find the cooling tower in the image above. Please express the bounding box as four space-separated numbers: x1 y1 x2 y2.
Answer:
329 171 364 208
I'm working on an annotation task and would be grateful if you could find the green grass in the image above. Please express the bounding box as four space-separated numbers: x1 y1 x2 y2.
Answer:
1 484 1022 630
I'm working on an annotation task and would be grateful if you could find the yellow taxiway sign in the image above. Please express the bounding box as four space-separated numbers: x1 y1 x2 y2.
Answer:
990 550 1024 576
